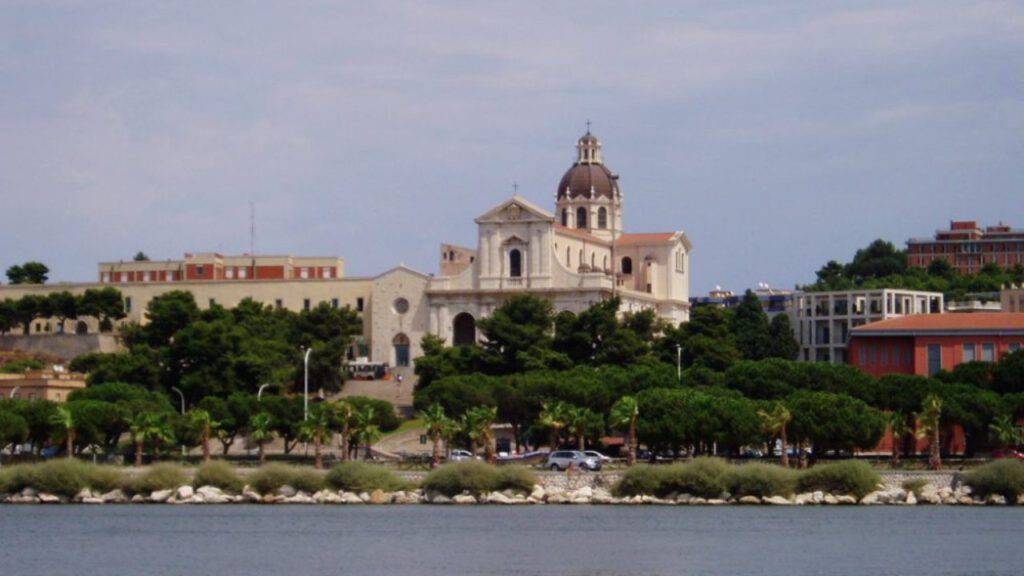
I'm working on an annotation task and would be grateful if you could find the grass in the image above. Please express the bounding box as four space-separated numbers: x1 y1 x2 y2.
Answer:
124 463 188 495
421 462 537 497
326 462 408 493
963 460 1024 502
247 463 325 495
193 461 245 493
901 478 929 498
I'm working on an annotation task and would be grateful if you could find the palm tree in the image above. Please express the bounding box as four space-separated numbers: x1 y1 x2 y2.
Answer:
538 401 569 451
609 397 640 466
441 416 459 460
565 406 598 452
336 399 355 462
916 395 943 471
50 405 77 458
757 403 792 468
300 404 333 469
421 404 451 468
989 414 1023 451
351 404 381 460
249 412 273 464
128 412 150 466
142 414 174 461
887 412 912 467
463 406 497 463
187 409 219 464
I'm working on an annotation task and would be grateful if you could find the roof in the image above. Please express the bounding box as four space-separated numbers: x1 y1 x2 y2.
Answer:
554 225 609 245
851 313 1024 336
557 162 618 199
616 232 676 246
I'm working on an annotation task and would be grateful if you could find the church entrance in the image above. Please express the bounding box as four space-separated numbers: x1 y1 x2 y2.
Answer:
393 333 411 367
452 313 477 346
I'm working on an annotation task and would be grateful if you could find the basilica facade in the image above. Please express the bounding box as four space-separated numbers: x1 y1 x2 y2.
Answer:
411 131 693 351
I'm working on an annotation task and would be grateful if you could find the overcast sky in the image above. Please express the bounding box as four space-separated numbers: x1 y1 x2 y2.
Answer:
1 1 1021 294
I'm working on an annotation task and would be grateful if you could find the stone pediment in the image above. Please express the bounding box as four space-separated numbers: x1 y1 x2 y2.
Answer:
475 195 554 224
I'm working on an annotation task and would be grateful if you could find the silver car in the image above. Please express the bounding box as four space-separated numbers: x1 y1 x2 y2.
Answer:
546 450 601 471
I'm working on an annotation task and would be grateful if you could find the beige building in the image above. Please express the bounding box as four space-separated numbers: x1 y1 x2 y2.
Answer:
0 370 86 402
1003 286 1024 313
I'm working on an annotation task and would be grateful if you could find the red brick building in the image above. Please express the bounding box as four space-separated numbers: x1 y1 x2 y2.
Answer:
97 253 344 284
907 220 1024 274
849 313 1024 377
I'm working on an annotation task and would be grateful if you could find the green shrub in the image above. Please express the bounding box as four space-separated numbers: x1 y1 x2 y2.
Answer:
0 460 125 497
901 478 928 498
613 465 664 497
326 462 407 493
658 458 730 498
193 461 244 493
495 466 536 494
125 463 188 495
724 463 798 498
797 460 880 499
963 460 1024 501
422 462 501 497
247 464 324 495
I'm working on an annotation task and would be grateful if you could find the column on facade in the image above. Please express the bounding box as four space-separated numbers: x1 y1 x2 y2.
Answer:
490 230 500 277
529 226 540 280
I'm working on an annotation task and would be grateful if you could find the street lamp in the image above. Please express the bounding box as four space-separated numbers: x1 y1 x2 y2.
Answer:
257 383 271 401
676 344 682 382
9 386 20 399
302 347 312 421
170 386 185 415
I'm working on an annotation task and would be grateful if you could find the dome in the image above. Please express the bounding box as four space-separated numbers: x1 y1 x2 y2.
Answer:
557 131 619 199
557 162 618 199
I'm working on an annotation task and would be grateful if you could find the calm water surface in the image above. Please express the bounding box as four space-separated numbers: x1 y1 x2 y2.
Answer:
0 505 1020 576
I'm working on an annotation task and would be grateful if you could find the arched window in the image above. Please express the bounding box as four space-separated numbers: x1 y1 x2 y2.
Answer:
576 207 587 229
621 257 633 275
598 207 608 229
590 253 596 269
578 249 584 268
566 246 571 266
561 209 568 227
603 255 608 271
509 249 522 278
453 313 476 346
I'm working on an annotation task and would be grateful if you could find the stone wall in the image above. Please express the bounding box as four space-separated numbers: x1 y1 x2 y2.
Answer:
0 333 122 362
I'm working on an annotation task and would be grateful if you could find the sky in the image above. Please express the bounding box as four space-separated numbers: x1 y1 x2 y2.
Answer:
1 1 1022 294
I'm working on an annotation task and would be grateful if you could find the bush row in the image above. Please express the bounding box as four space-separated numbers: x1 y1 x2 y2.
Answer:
963 460 1024 501
614 459 880 499
421 462 537 497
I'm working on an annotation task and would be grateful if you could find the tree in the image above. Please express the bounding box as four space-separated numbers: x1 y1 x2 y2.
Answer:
0 299 16 334
140 413 175 460
477 295 555 373
847 239 907 280
133 252 150 261
786 390 886 458
187 409 218 463
565 405 601 452
262 395 303 454
609 396 639 466
815 260 846 286
462 406 497 462
421 404 451 468
887 412 912 466
758 403 792 467
6 262 49 284
731 290 772 360
350 403 381 460
13 295 47 334
927 258 955 279
989 415 1022 451
0 408 28 458
50 405 78 457
249 412 273 464
335 398 355 462
300 403 334 469
765 314 800 360
46 292 78 332
538 401 570 451
79 288 126 332
916 395 943 470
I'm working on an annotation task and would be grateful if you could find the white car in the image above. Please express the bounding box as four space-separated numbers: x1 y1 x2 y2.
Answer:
448 449 477 462
584 450 613 463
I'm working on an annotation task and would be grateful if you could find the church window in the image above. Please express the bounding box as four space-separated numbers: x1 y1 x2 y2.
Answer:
590 253 595 269
598 207 607 229
566 246 571 266
621 257 633 275
509 249 522 278
561 209 568 227
576 207 587 229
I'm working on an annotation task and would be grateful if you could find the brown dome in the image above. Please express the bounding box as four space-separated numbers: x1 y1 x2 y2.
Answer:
557 162 618 199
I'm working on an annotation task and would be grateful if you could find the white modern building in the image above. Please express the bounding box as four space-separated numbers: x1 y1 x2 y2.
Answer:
791 289 944 363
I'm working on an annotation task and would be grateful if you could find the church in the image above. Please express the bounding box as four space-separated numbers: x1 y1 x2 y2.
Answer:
387 130 694 358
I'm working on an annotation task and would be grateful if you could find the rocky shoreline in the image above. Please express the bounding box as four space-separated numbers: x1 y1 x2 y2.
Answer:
2 478 1020 506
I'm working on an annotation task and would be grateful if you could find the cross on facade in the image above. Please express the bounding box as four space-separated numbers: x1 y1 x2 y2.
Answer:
513 182 519 194
586 119 591 133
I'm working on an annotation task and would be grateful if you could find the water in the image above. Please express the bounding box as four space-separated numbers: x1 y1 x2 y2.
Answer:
0 506 1021 575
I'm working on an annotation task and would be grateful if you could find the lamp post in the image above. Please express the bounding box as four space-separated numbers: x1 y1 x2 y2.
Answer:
170 386 185 415
257 383 271 401
302 347 312 421
9 386 19 399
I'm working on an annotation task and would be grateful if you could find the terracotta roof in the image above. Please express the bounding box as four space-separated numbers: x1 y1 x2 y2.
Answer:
851 313 1024 335
554 225 609 245
616 232 676 246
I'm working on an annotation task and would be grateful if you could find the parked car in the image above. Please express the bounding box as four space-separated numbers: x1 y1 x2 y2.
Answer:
993 449 1024 460
448 449 477 462
546 450 602 471
584 450 613 463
